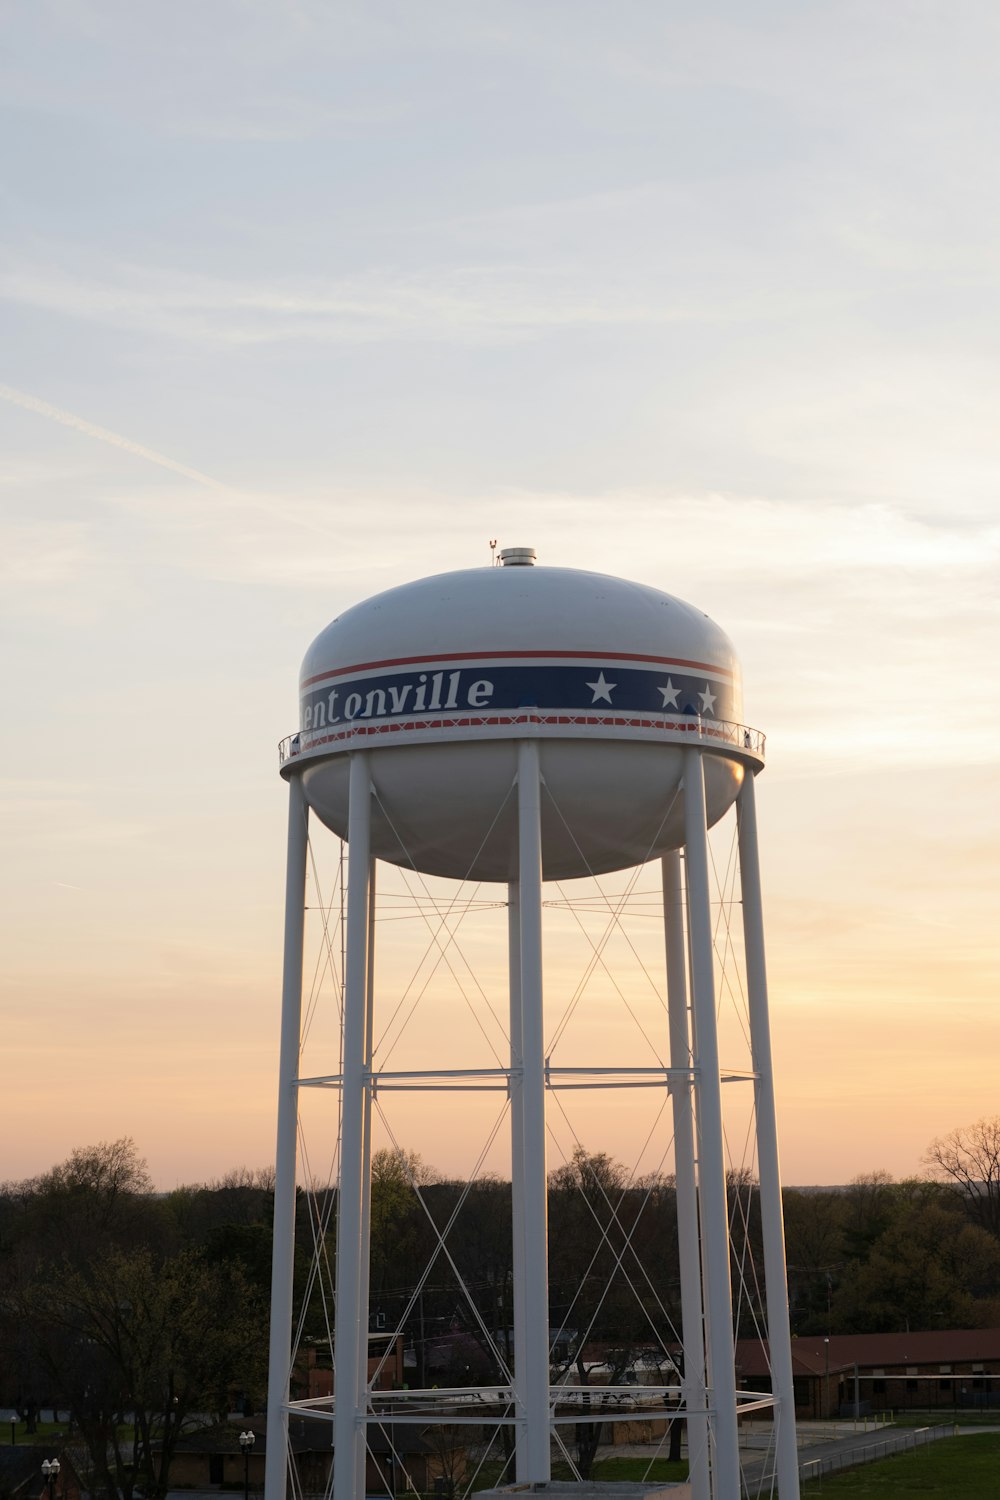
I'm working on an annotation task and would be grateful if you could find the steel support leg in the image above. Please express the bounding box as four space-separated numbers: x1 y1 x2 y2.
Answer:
333 754 372 1500
516 740 551 1483
356 858 377 1497
662 850 711 1500
264 776 309 1500
683 748 742 1499
738 773 800 1499
507 882 529 1482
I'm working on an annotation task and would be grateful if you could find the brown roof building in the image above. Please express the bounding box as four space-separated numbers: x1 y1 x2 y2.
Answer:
170 1418 460 1496
735 1328 1000 1420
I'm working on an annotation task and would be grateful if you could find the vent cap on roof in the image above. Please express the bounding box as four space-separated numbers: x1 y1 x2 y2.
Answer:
499 546 536 566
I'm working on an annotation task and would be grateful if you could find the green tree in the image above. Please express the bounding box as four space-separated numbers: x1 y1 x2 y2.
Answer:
369 1147 427 1308
842 1170 897 1259
832 1184 1000 1333
2 1138 162 1258
0 1139 166 1416
25 1246 266 1500
782 1188 846 1333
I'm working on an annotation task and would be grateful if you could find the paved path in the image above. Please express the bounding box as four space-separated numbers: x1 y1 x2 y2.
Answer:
598 1419 970 1495
745 1421 962 1494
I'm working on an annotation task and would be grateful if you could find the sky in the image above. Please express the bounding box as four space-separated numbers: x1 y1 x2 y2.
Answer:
1 1 998 1192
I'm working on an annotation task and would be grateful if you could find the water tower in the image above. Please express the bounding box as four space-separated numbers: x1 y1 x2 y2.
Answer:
264 550 800 1500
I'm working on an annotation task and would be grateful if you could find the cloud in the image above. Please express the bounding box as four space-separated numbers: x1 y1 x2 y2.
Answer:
0 456 98 488
0 520 95 586
164 97 407 143
0 253 786 349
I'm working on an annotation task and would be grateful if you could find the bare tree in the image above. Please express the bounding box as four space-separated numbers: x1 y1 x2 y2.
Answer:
924 1117 1000 1240
3 1137 158 1249
422 1422 469 1498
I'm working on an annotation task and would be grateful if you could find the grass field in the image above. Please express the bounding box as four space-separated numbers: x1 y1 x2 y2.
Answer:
6 1423 73 1445
467 1454 689 1488
469 1433 1000 1498
798 1432 1000 1497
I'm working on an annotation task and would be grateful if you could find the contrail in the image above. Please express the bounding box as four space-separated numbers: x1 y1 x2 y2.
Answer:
0 381 343 540
0 382 235 492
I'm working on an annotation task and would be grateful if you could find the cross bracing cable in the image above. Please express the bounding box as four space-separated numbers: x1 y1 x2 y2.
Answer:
708 818 753 1055
373 863 506 1072
545 865 661 1063
726 1108 769 1363
541 797 681 1066
545 1092 684 1363
551 1422 582 1483
291 1121 339 1371
300 834 346 1049
369 781 515 1068
369 1099 515 1390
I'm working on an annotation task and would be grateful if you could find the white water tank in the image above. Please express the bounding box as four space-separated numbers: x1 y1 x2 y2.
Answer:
280 553 762 881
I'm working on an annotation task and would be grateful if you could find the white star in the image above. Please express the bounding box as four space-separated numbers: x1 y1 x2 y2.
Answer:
698 683 717 715
658 678 680 708
586 671 616 704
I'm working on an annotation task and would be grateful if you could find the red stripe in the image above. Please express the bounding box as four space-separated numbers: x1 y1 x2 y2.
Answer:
301 649 734 689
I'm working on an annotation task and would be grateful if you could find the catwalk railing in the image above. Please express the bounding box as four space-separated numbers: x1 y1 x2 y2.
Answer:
278 714 766 765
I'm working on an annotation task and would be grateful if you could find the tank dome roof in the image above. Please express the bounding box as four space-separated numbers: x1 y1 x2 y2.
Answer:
300 563 738 688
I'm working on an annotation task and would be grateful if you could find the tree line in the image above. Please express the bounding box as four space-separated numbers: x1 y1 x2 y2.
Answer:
785 1118 1000 1335
2 1118 999 1496
0 1141 270 1500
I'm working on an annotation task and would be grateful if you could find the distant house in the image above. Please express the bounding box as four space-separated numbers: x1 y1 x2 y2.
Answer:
173 1331 449 1494
735 1328 1000 1419
170 1425 269 1492
292 1333 406 1402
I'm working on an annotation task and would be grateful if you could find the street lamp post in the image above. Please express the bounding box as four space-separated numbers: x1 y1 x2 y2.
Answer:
668 1347 685 1465
41 1459 60 1500
238 1430 255 1500
823 1338 831 1420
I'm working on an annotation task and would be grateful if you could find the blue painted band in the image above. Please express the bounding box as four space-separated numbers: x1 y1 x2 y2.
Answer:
300 663 734 733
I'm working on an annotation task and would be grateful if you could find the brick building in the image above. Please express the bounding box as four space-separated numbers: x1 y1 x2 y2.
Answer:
735 1328 1000 1419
